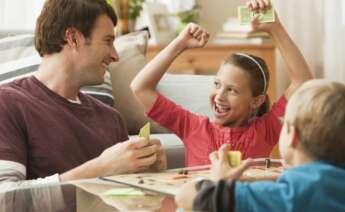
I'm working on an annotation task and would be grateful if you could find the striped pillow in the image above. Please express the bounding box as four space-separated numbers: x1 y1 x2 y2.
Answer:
0 35 41 84
0 34 114 106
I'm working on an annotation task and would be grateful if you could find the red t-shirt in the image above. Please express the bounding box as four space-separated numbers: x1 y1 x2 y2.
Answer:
147 94 287 167
0 76 129 179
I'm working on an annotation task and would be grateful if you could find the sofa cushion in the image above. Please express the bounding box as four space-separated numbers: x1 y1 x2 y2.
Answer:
157 74 214 118
0 35 41 84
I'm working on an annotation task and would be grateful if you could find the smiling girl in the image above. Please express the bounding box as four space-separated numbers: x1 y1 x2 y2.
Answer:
131 0 313 166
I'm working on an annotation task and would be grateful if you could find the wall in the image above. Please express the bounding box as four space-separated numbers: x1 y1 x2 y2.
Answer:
0 0 44 32
198 0 242 38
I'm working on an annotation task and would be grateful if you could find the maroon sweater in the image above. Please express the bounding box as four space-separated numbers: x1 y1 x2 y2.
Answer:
0 76 128 179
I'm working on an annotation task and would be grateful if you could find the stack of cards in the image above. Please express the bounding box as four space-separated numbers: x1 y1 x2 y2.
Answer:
238 5 275 25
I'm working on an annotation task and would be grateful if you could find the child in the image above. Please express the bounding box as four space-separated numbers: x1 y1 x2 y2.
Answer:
130 0 313 166
175 79 345 211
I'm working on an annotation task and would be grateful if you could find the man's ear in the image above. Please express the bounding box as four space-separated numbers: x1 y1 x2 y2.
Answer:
65 28 81 48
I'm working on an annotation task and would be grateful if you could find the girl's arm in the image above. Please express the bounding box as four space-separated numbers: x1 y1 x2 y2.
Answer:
130 23 210 111
249 0 313 99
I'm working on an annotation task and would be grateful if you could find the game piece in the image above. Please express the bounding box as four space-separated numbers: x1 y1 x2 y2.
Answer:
172 174 189 180
227 151 242 167
265 158 271 168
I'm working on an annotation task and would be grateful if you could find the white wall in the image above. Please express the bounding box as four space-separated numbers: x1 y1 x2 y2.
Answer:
199 0 242 37
0 0 45 32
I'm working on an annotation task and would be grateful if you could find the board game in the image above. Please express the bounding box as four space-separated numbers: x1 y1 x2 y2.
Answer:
100 159 284 196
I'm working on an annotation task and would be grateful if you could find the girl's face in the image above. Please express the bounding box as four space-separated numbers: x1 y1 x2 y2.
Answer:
209 64 257 127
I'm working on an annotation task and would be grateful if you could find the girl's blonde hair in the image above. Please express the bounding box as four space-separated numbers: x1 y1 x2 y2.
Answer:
286 79 345 167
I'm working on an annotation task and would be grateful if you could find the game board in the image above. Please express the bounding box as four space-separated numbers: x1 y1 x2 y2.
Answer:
100 159 285 196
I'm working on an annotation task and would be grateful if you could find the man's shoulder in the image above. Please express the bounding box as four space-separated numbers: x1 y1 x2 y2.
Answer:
0 77 33 100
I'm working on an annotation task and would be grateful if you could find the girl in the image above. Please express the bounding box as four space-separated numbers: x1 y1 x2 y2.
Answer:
131 0 313 167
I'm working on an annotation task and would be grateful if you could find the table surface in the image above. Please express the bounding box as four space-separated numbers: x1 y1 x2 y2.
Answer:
0 178 177 212
0 161 283 211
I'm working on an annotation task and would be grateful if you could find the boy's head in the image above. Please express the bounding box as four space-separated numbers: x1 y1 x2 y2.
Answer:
279 79 345 167
209 53 270 127
34 0 117 57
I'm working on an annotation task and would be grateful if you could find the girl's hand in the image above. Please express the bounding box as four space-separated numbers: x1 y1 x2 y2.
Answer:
246 0 281 33
175 23 210 50
209 144 253 181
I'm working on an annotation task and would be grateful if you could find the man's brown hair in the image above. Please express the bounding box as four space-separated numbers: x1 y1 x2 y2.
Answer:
286 79 345 167
34 0 117 57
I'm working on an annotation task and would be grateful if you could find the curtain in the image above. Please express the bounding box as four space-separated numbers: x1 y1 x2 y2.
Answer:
324 0 345 82
273 0 345 95
273 0 325 95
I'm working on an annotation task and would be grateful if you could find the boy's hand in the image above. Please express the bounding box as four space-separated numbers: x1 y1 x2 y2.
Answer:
246 0 281 33
209 144 253 181
175 23 210 50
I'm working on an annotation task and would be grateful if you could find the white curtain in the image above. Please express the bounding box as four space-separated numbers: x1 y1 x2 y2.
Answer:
324 0 345 82
273 0 345 95
273 0 325 95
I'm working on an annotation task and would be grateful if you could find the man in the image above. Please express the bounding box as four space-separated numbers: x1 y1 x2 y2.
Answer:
0 0 166 189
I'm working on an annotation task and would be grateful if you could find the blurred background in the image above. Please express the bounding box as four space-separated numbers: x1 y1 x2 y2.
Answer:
0 0 344 95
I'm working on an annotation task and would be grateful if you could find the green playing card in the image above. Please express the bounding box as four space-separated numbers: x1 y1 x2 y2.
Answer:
238 5 275 25
139 122 150 140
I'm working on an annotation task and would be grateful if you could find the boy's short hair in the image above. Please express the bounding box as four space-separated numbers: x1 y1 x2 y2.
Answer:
34 0 117 57
286 79 345 167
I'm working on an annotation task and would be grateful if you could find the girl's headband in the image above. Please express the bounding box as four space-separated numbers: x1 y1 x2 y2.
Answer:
235 53 267 94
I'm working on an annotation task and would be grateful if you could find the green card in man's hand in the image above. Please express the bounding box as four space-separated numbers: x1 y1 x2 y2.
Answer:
139 122 151 140
238 5 275 25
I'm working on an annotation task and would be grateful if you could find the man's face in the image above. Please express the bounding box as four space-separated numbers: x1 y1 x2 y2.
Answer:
77 14 119 86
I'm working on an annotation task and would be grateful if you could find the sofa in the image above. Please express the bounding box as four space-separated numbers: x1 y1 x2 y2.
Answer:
0 31 215 169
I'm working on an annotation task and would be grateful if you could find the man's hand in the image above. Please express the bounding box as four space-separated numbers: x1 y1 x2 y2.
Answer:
246 0 281 33
59 137 164 182
97 137 161 176
209 144 253 181
148 138 167 171
175 23 210 51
